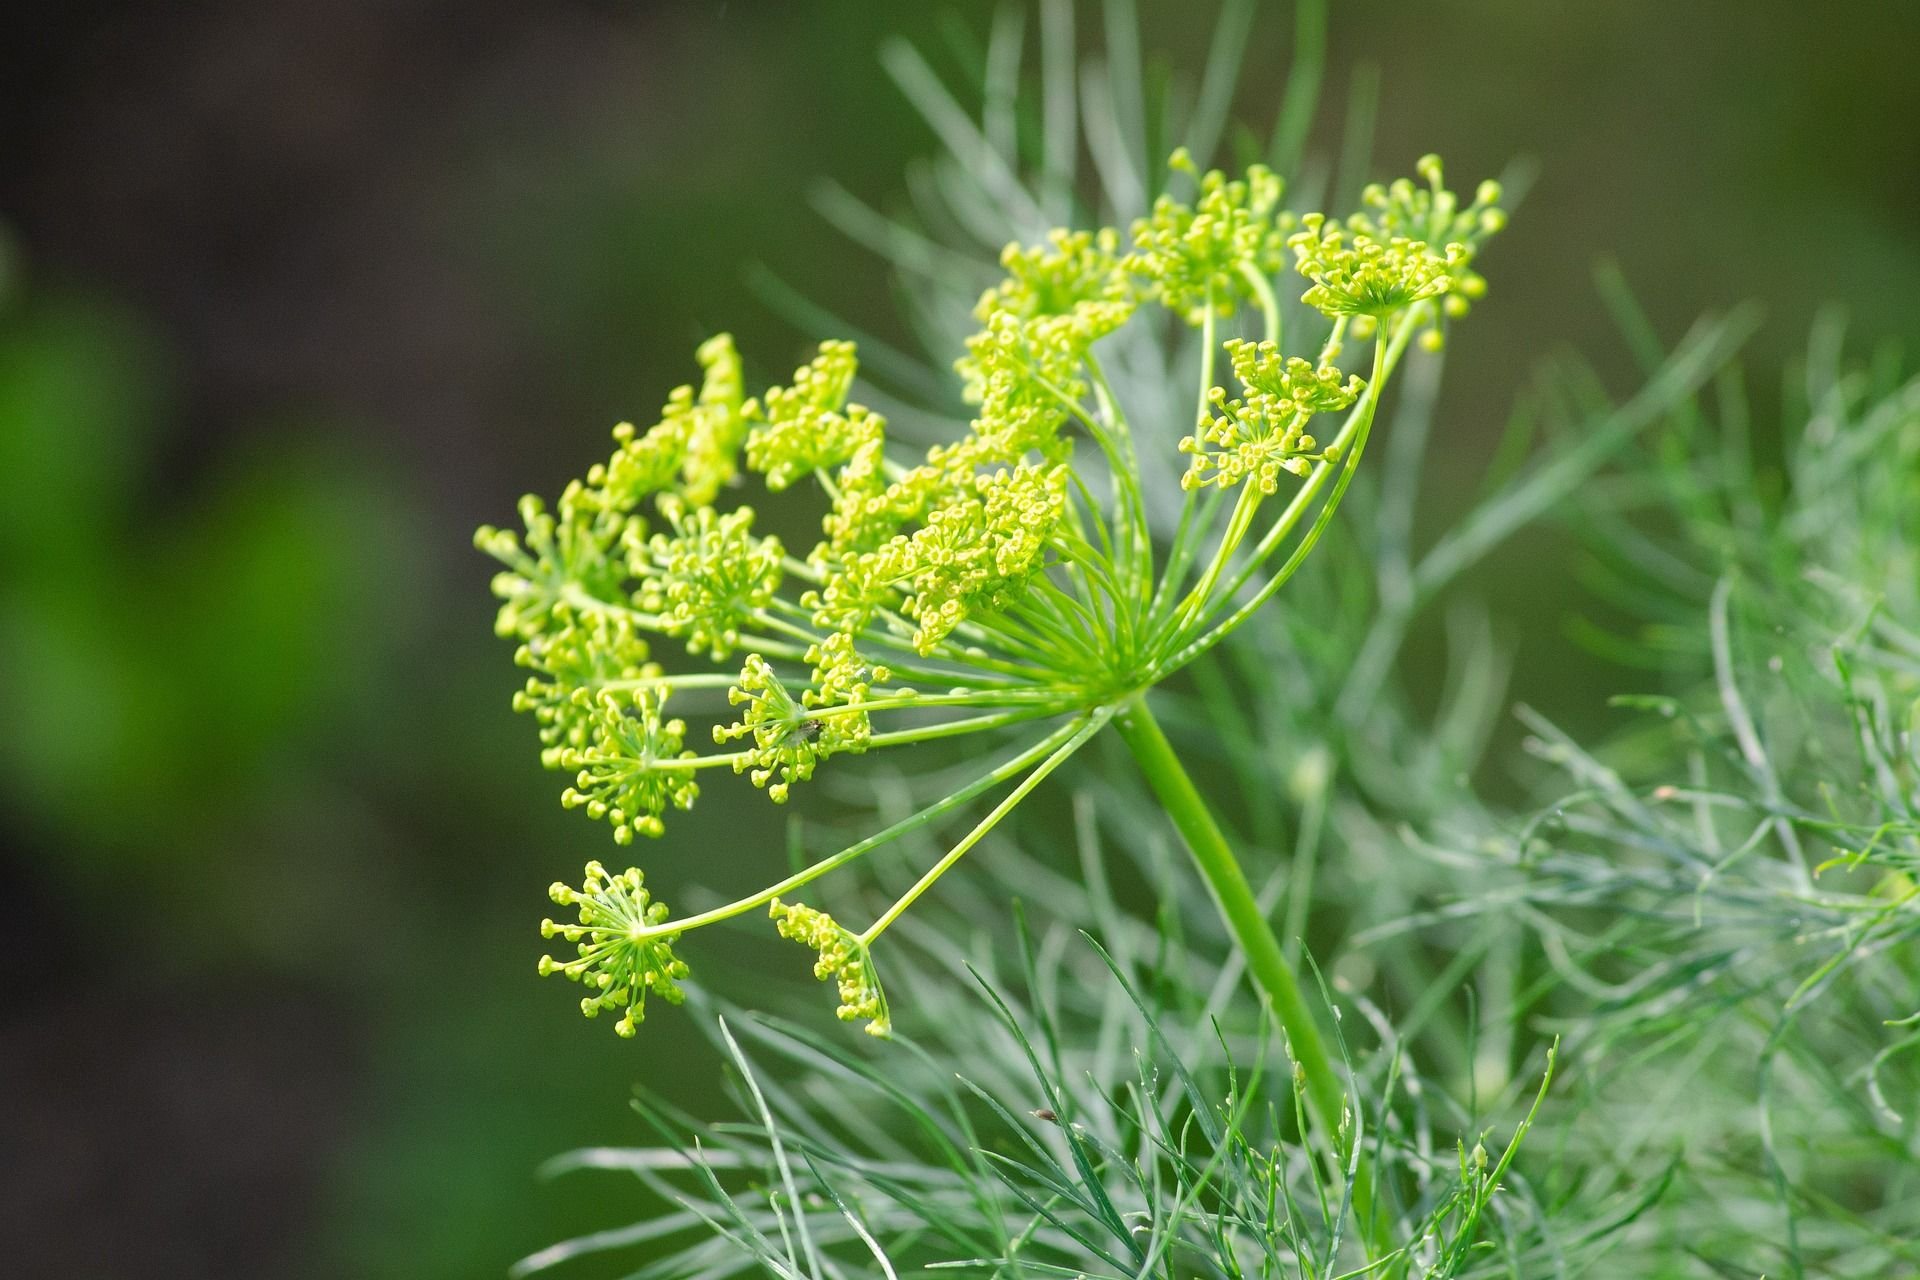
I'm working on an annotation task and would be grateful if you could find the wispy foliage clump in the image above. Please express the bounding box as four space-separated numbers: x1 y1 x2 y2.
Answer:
493 2 1920 1277
1415 295 1920 1275
517 914 1568 1280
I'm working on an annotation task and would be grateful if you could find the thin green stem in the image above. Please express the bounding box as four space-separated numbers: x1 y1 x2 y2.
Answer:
1240 261 1282 348
659 706 1067 772
859 708 1110 944
781 553 826 584
593 672 741 694
1143 291 1226 635
1002 586 1100 668
561 585 811 663
1168 328 1400 672
1085 354 1155 618
1149 487 1202 621
1146 485 1228 638
1111 694 1384 1253
1197 287 1220 426
760 594 1053 685
1203 313 1398 613
636 715 1085 939
1172 474 1263 631
810 688 1074 718
753 609 829 649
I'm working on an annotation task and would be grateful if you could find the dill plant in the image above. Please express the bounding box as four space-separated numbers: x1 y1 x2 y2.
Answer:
520 310 1920 1277
480 1 1913 1274
477 50 1505 1230
482 0 1920 1269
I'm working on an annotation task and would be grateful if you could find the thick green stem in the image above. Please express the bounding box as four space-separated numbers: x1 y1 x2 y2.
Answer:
1112 694 1383 1251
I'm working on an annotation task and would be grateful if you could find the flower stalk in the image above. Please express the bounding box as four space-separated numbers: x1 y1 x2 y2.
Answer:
1112 694 1377 1237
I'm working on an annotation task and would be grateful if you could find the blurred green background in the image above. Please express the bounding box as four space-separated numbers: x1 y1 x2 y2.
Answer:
1 2 1914 1276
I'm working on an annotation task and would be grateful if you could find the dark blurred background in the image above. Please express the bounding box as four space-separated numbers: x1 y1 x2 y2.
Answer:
1 2 1914 1277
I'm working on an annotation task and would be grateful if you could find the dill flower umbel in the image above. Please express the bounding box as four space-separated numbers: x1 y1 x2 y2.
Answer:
538 862 690 1038
480 151 1506 1043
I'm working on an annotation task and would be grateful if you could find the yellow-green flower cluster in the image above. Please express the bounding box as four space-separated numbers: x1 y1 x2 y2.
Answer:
1290 154 1506 345
1127 148 1289 324
633 496 783 662
1350 155 1504 325
506 619 656 770
805 630 891 709
557 688 698 843
1182 340 1365 493
713 654 873 802
478 492 634 643
951 227 1135 481
598 334 747 508
539 862 690 1037
483 150 1508 1041
957 303 1131 464
843 463 1070 654
789 228 1129 650
768 898 890 1036
743 340 872 492
1289 213 1461 322
978 227 1133 323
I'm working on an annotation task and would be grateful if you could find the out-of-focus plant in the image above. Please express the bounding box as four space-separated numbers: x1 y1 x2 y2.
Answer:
0 279 404 904
1381 295 1920 1275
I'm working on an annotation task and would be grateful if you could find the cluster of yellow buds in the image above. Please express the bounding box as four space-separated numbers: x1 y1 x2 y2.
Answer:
538 863 690 1038
768 899 891 1036
1182 340 1365 493
483 149 1506 1035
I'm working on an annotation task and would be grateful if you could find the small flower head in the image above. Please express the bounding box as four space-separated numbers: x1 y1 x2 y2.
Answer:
958 299 1132 464
1289 212 1461 323
594 333 747 510
633 495 783 661
509 615 656 769
1127 149 1289 324
978 226 1131 322
557 687 699 843
805 629 892 707
676 332 749 506
715 654 870 801
599 416 685 509
836 462 1068 655
1349 155 1507 253
1314 156 1507 338
815 447 931 562
768 898 890 1036
539 862 690 1037
745 341 872 492
1182 340 1365 493
476 491 634 642
901 463 1067 653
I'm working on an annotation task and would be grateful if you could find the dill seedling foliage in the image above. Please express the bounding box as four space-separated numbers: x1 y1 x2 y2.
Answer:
478 154 1505 1047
